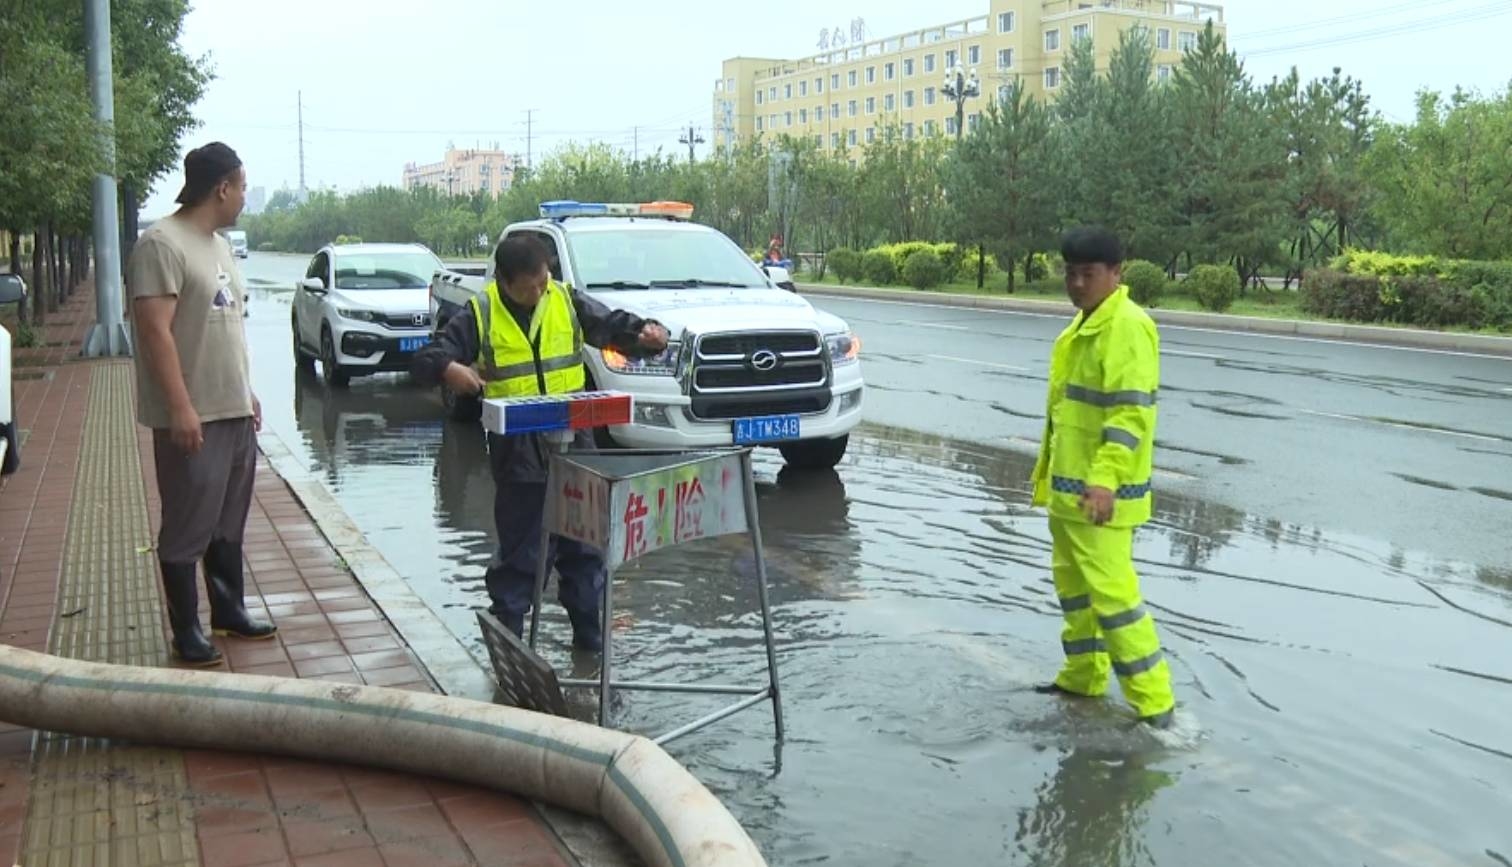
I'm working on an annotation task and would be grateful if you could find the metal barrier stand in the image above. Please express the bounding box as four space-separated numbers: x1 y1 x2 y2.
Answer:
523 444 784 746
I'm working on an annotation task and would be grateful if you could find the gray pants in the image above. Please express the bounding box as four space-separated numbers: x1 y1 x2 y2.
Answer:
152 417 257 564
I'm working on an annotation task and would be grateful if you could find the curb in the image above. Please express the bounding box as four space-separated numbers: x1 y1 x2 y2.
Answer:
799 283 1512 357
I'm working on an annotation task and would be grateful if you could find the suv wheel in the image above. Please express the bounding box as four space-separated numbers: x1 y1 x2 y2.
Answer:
778 435 849 471
320 328 351 388
292 314 314 372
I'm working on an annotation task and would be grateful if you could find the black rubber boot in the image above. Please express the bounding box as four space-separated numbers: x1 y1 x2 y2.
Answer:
568 609 603 653
1033 682 1091 698
203 539 277 640
160 561 222 667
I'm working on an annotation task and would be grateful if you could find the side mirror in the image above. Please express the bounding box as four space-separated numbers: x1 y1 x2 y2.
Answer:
765 265 792 284
298 277 326 293
0 273 26 306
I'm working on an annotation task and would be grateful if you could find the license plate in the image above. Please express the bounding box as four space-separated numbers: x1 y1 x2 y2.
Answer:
399 336 429 352
733 414 801 445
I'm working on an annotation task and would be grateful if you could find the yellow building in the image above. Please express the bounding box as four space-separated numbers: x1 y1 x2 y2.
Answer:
712 0 1223 156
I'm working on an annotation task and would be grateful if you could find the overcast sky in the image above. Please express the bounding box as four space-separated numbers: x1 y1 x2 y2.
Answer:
141 0 1512 218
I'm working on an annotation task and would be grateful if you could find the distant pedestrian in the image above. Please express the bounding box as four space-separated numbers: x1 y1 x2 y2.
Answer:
128 142 276 667
1029 226 1175 728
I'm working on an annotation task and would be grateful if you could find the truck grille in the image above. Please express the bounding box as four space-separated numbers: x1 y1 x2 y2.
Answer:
688 330 830 420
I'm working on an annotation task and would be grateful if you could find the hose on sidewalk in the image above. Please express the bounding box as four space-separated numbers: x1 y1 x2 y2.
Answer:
0 645 766 867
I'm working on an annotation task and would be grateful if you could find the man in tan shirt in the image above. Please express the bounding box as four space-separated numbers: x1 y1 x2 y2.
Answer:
129 142 275 666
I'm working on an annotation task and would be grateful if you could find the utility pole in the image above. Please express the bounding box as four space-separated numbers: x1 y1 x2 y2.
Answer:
82 0 130 357
633 126 639 162
678 123 705 163
524 109 535 170
297 90 307 202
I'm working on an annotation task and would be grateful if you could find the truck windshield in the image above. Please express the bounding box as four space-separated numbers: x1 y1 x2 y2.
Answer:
566 228 762 290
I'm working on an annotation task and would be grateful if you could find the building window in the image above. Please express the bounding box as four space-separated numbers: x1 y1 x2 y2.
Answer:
817 106 826 121
800 80 808 97
769 86 777 100
1073 23 1090 43
969 112 982 132
726 77 735 91
1179 31 1197 52
799 108 808 123
832 73 841 89
848 129 858 146
1045 30 1060 52
816 77 825 94
946 116 958 136
1157 64 1172 83
924 87 936 106
1045 67 1061 89
924 53 936 73
769 114 778 128
968 45 981 65
1157 28 1171 50
904 122 915 139
785 111 792 127
998 84 1011 102
884 62 895 81
945 49 959 68
924 119 936 136
755 91 764 106
866 127 876 143
904 58 915 76
999 11 1015 32
998 48 1014 69
904 90 915 108
848 70 858 87
815 135 824 147
884 93 895 112
832 101 840 117
865 96 875 114
756 117 764 131
866 66 876 84
848 100 858 117
831 132 841 149
784 84 792 99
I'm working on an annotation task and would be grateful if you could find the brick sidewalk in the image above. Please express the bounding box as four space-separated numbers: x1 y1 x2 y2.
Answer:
1 287 576 866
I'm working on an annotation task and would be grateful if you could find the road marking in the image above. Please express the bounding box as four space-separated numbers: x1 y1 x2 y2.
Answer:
1296 408 1500 443
926 354 1031 372
1164 349 1226 360
812 293 1512 361
916 322 971 331
1502 387 1512 393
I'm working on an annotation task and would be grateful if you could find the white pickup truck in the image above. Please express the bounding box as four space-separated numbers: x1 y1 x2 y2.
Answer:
426 200 864 470
1 273 26 476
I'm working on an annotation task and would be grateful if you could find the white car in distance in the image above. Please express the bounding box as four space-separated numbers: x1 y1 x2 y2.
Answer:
292 243 443 387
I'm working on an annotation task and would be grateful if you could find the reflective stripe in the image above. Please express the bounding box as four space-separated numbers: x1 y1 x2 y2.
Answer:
1062 638 1106 657
1113 650 1164 677
1051 477 1153 500
1102 427 1140 449
539 353 581 374
1059 594 1091 613
473 296 503 380
1066 384 1157 408
1098 605 1147 631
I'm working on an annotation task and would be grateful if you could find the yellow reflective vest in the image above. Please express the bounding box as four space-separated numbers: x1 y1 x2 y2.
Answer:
471 279 585 399
1031 286 1159 527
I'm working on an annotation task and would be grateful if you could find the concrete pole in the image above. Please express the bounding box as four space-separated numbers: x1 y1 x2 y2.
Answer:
82 0 132 357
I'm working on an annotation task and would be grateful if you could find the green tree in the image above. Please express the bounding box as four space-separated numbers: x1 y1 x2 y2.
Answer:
946 80 1060 292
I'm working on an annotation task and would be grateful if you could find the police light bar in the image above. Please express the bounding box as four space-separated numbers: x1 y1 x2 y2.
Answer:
538 200 695 221
481 391 634 436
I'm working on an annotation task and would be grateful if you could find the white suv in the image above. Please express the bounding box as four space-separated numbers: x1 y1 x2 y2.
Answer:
292 243 443 387
1 273 25 476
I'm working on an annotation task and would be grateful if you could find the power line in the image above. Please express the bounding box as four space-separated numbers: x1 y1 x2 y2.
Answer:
1240 0 1512 57
1233 0 1462 41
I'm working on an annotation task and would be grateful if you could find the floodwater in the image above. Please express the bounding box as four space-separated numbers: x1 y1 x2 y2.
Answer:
243 259 1512 867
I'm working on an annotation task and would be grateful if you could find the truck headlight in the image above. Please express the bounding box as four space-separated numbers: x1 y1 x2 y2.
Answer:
601 342 681 376
336 308 382 323
826 331 860 366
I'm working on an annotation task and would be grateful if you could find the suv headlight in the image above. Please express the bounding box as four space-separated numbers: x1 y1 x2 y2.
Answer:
336 308 382 323
601 342 681 376
826 331 861 365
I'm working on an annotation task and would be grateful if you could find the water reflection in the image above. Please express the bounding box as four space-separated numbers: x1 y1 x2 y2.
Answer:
1013 747 1175 867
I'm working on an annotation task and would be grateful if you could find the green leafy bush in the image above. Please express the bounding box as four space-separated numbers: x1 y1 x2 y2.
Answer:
902 248 947 289
861 250 897 285
1187 265 1240 313
828 248 862 282
1122 260 1166 306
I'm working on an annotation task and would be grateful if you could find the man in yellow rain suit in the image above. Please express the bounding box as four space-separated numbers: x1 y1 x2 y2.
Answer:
1030 226 1176 729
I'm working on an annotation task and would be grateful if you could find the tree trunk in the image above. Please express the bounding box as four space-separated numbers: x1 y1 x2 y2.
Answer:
41 224 54 315
11 231 29 327
976 245 985 290
1007 257 1017 294
30 232 45 322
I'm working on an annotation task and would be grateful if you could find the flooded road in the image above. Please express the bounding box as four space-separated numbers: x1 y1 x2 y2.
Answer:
242 254 1512 866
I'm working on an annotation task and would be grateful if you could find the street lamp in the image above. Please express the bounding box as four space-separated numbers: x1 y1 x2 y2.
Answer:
941 63 981 141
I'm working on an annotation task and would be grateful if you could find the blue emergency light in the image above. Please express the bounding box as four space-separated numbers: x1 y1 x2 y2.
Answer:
538 200 695 221
481 391 634 436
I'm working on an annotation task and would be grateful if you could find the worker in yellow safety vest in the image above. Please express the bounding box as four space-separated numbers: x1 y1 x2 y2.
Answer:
411 235 669 650
1029 226 1176 729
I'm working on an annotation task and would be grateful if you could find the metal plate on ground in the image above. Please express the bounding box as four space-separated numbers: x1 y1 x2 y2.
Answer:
477 611 569 717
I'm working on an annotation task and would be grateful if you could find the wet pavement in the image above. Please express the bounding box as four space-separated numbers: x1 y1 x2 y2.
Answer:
242 254 1512 866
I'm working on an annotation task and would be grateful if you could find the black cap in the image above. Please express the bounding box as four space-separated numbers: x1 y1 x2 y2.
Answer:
174 142 243 205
